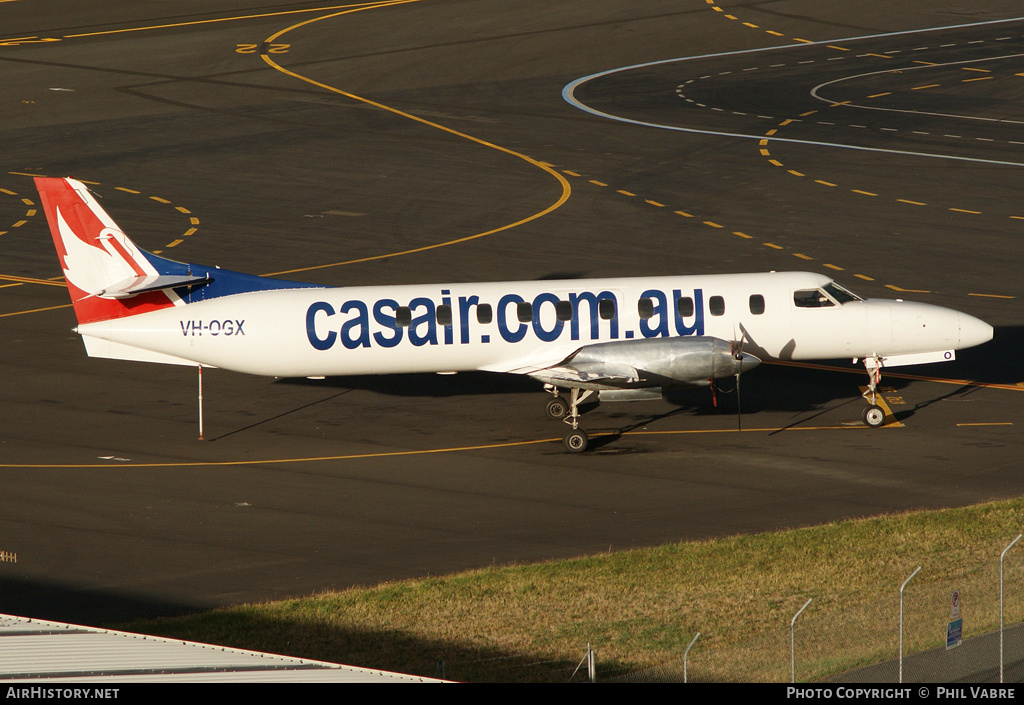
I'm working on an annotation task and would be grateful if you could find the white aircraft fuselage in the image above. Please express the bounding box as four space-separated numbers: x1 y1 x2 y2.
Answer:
76 272 990 379
35 176 994 450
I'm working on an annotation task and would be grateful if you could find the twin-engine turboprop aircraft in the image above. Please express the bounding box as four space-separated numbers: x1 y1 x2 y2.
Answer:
36 177 993 451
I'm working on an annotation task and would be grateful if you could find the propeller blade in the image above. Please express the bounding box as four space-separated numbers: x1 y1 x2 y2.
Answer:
735 372 742 431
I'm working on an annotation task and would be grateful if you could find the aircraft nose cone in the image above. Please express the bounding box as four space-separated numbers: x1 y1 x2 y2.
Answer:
959 312 994 350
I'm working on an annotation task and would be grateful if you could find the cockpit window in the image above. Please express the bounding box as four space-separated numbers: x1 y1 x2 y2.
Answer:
795 281 864 308
794 289 834 308
823 282 862 304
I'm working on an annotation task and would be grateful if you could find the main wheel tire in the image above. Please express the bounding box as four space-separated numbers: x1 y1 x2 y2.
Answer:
563 429 589 453
545 396 568 419
863 405 886 428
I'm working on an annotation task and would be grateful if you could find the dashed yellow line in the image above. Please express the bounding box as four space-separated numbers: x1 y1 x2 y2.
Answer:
886 285 930 294
0 303 72 318
1 176 199 287
0 275 64 287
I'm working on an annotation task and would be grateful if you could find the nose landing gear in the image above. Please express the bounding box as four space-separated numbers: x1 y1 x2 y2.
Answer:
861 356 888 428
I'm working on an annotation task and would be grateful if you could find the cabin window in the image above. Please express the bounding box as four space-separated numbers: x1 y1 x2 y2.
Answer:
794 289 834 308
395 306 412 327
517 301 533 323
436 305 452 326
599 298 616 320
709 296 725 316
638 297 654 319
556 300 573 321
749 294 765 315
676 296 694 318
476 304 492 324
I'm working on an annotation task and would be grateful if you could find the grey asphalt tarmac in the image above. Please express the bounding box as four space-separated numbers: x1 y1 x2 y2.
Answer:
1 1 1024 627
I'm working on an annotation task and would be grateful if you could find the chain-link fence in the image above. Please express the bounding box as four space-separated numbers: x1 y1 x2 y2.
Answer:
599 537 1024 683
432 536 1024 682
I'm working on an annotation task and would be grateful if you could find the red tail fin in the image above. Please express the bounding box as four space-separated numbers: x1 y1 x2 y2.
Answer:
35 177 181 324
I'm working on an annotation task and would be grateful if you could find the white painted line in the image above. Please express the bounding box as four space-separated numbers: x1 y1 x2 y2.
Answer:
563 17 1024 169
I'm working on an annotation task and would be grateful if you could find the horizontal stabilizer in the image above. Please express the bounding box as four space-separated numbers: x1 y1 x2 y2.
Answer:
80 334 206 367
98 273 210 299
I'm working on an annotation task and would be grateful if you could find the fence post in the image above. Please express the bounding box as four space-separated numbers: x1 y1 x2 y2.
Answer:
684 632 700 683
899 566 921 683
791 598 812 683
1000 534 1022 683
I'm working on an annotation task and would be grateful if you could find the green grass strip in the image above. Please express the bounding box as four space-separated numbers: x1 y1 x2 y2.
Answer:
120 498 1024 682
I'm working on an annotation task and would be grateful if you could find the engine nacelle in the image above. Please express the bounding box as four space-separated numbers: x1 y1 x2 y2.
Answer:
567 336 760 385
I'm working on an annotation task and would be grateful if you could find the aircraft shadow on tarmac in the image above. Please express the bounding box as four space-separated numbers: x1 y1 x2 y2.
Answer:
255 326 1021 440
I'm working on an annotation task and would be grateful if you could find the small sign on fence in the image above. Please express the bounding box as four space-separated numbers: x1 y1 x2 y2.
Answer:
947 618 963 650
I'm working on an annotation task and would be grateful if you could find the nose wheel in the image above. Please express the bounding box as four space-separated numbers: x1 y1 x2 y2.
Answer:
861 356 888 428
863 404 886 428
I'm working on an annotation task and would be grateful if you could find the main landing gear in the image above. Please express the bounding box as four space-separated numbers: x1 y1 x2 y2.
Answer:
860 356 887 428
545 385 594 452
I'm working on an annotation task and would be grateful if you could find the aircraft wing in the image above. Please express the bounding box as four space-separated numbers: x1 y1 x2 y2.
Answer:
527 361 641 388
479 336 761 390
479 344 642 389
